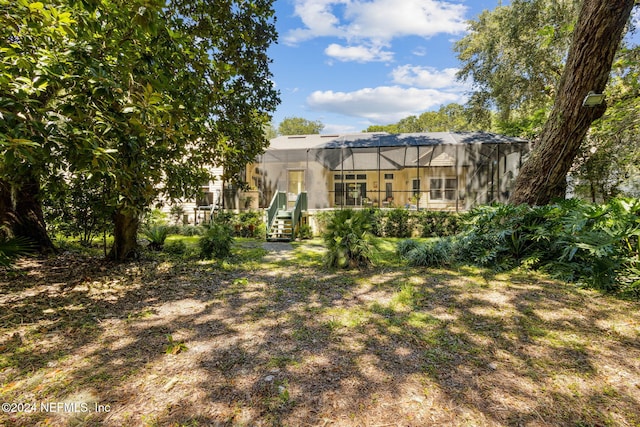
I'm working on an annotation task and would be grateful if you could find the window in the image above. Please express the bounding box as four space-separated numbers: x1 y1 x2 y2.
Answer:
385 182 393 200
346 182 367 205
288 170 305 195
445 178 457 201
430 178 457 201
384 173 394 180
356 174 366 180
345 174 355 180
412 179 421 196
334 174 343 180
334 183 344 205
430 179 442 200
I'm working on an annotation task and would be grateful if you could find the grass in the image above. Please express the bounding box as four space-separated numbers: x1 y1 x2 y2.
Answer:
1 237 640 426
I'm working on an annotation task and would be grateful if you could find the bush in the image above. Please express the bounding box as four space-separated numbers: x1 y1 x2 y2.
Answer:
405 239 453 267
143 225 170 251
383 208 411 238
298 224 313 239
418 210 463 237
323 209 376 269
163 239 187 255
396 239 420 258
199 222 234 259
179 225 205 236
453 198 640 292
236 211 263 238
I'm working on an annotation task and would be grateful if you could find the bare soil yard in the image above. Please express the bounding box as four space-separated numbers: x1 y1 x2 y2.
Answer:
1 239 640 426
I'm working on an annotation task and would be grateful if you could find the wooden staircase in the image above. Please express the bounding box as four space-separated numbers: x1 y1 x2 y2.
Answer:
267 210 294 241
266 192 307 242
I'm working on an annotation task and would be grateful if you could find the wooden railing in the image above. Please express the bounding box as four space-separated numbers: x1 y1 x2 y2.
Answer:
266 191 287 236
291 192 307 239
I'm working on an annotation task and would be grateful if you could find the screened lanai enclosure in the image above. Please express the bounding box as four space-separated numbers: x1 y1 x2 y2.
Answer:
247 132 531 212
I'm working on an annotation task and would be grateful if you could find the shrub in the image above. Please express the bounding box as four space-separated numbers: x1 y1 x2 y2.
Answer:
179 225 205 236
199 222 234 259
163 240 187 255
323 209 376 269
236 211 263 237
453 198 640 292
384 208 411 238
143 225 170 251
405 239 453 267
418 210 463 237
298 224 313 239
396 239 420 258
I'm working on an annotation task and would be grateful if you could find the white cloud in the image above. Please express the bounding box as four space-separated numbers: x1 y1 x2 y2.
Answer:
391 65 464 90
344 0 468 42
412 46 428 57
285 0 468 50
322 123 361 134
325 43 393 62
307 86 465 123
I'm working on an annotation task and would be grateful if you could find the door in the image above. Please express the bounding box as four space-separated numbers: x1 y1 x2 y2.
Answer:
288 170 305 197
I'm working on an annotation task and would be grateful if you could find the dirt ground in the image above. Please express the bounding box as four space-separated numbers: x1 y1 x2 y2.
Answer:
1 241 640 426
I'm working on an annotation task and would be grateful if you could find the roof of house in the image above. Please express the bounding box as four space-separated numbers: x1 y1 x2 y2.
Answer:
267 132 529 151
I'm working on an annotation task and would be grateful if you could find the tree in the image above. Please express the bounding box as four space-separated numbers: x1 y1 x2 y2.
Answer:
0 0 78 253
277 117 324 135
571 46 640 201
363 103 485 133
509 0 636 205
455 0 579 127
0 0 279 260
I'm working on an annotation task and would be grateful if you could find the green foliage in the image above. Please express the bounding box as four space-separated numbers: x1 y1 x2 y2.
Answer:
0 0 279 259
403 239 453 268
454 0 577 125
417 210 464 237
360 209 461 238
455 198 640 293
278 117 324 135
298 224 313 239
396 239 420 258
573 46 640 201
178 225 206 237
364 103 484 133
164 334 187 355
383 208 412 238
163 239 187 255
236 211 264 238
143 225 170 251
44 174 113 246
169 205 186 225
323 209 376 269
0 234 35 267
199 222 234 260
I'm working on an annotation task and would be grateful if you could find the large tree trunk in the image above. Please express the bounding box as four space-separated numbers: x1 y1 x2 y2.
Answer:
510 0 636 206
108 209 140 261
0 178 55 253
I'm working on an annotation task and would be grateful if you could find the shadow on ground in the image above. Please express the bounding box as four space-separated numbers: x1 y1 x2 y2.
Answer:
1 242 639 426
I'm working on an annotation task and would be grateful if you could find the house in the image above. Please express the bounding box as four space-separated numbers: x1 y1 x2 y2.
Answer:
248 132 531 212
159 166 225 225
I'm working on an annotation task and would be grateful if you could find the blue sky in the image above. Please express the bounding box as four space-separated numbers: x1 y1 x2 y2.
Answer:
267 0 640 134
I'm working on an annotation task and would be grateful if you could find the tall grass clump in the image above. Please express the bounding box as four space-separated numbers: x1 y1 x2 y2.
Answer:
400 239 453 267
323 209 376 269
